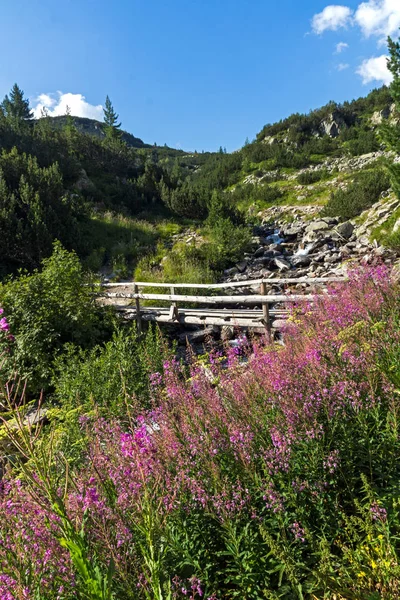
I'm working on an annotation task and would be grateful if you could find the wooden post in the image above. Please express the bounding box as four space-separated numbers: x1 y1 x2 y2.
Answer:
260 281 271 337
133 284 142 334
169 286 179 321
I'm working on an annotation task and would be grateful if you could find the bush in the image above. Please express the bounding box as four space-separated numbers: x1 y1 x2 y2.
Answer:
323 168 390 219
204 217 251 270
229 183 283 206
347 129 379 156
2 269 400 598
0 242 111 391
297 168 329 185
52 325 174 424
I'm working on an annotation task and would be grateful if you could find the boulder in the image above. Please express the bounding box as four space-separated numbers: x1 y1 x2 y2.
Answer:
269 243 284 253
274 257 291 272
224 267 238 276
179 326 220 345
236 261 248 273
291 255 312 268
320 111 347 138
254 257 271 267
305 220 332 233
253 246 265 258
324 254 341 264
281 224 304 238
221 325 235 341
335 221 354 240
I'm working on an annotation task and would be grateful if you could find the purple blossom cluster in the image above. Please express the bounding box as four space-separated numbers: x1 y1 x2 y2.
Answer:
0 267 397 597
0 308 9 332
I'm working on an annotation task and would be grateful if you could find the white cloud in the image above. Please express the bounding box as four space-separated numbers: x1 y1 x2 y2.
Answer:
312 5 353 34
356 54 393 84
355 0 400 41
33 92 103 120
335 41 349 53
337 62 350 70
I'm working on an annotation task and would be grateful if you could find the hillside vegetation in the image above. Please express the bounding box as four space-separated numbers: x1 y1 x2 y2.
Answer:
0 81 399 281
1 33 400 600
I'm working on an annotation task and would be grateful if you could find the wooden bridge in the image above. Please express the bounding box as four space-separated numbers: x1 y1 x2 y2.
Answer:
98 277 344 334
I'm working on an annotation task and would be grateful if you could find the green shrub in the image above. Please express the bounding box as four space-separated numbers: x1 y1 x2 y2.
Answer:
53 325 173 417
229 183 283 207
297 168 329 185
371 206 400 250
0 242 111 392
204 217 251 271
348 129 379 156
323 168 390 219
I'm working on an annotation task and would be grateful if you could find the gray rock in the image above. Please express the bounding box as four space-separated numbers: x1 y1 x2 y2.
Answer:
274 257 291 271
179 326 220 345
282 225 304 238
291 255 312 267
335 221 354 239
254 246 265 258
324 254 341 264
305 220 332 233
236 261 248 273
269 243 284 252
254 257 272 267
221 325 235 341
224 267 238 276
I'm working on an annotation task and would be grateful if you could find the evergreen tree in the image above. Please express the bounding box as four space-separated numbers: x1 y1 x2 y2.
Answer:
103 95 122 140
1 83 33 127
380 33 400 198
63 104 77 139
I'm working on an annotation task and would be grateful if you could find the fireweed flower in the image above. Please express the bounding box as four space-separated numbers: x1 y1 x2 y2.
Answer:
0 316 9 331
290 521 306 543
370 502 387 522
0 267 398 596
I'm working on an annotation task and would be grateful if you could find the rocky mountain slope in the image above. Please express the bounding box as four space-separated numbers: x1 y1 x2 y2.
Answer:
44 115 148 148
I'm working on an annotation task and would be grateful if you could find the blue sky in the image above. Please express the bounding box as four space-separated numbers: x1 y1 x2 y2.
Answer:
0 1 398 151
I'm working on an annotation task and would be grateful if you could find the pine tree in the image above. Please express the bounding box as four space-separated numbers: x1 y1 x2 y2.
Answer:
103 95 122 140
1 83 33 127
380 33 400 199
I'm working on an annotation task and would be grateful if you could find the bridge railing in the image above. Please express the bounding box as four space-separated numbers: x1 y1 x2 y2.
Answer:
98 277 345 333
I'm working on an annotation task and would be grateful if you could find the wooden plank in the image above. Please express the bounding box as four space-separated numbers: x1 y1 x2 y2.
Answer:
120 312 289 329
112 307 290 319
138 314 276 327
103 292 318 304
99 276 345 291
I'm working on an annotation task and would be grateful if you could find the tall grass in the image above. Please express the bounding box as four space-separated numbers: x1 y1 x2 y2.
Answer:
1 267 400 598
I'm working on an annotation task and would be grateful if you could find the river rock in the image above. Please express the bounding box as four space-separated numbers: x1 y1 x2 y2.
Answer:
221 325 235 341
254 246 265 258
179 326 220 345
274 257 291 271
291 255 312 267
236 261 248 273
305 220 332 233
282 224 304 238
335 221 354 239
224 267 238 276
